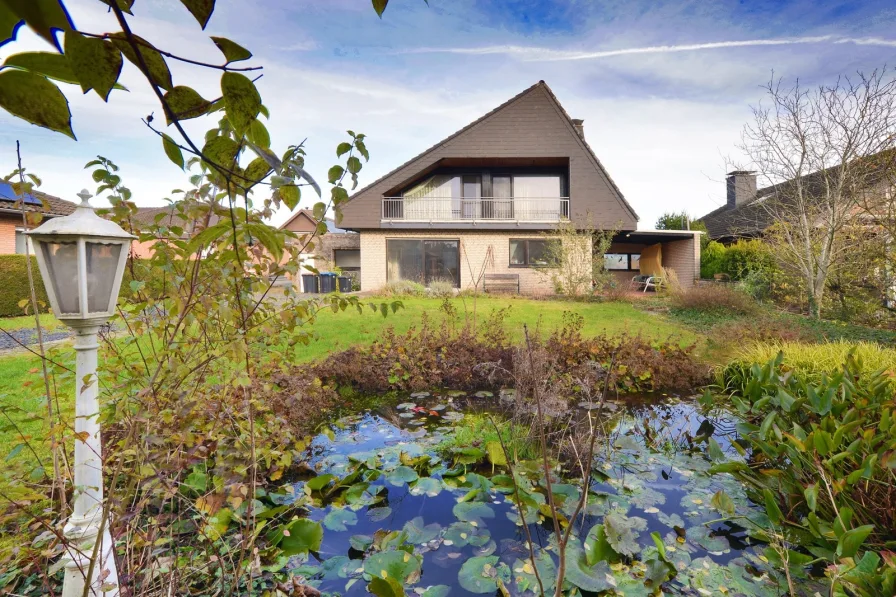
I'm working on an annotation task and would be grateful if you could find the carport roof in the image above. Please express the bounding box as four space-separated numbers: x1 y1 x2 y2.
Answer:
612 229 701 245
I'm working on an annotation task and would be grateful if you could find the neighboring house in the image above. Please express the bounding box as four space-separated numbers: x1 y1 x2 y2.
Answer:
280 208 360 290
699 158 895 243
337 81 701 293
127 204 222 258
0 183 77 254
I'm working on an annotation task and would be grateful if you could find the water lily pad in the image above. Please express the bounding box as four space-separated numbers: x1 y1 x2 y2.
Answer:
564 541 615 593
410 392 430 399
403 516 441 544
443 522 478 547
367 507 393 522
687 525 730 553
278 519 323 556
363 550 422 584
397 402 417 410
604 512 647 557
457 555 510 594
409 477 442 497
386 465 419 486
419 586 450 597
447 390 466 397
474 391 493 398
320 555 355 579
453 502 495 523
323 507 358 532
368 576 405 597
350 534 373 552
512 550 557 594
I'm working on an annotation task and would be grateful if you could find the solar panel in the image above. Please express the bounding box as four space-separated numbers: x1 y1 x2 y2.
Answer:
0 181 42 206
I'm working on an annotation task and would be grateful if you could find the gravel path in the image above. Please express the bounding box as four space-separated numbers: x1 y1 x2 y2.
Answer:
0 327 72 351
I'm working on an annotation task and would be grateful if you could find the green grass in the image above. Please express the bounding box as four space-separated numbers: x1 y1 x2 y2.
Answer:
293 296 701 362
731 339 896 377
0 313 64 332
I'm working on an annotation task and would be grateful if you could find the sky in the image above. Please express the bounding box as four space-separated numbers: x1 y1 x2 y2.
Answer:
1 0 895 228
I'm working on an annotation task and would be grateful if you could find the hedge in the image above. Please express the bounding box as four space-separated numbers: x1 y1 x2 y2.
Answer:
0 254 51 317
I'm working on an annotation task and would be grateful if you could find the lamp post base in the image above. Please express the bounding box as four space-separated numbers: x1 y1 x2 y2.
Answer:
61 516 120 597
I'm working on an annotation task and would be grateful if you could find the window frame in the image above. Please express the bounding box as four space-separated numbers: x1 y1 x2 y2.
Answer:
603 252 641 271
385 238 461 287
509 238 556 268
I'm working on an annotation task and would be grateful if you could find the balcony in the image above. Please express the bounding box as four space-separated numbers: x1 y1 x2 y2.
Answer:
382 197 570 223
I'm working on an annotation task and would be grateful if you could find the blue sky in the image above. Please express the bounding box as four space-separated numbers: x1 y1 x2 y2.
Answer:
1 0 894 227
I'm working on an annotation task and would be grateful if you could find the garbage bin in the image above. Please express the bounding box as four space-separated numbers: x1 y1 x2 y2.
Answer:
301 274 319 294
319 272 337 293
337 276 353 293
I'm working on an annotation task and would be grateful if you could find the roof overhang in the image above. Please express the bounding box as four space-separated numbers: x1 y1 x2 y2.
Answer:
613 229 701 245
382 157 570 196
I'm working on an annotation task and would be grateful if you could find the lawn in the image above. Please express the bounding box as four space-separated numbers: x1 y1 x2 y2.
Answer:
0 313 64 332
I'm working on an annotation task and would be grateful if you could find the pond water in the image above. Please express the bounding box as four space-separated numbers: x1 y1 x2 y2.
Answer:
279 393 795 596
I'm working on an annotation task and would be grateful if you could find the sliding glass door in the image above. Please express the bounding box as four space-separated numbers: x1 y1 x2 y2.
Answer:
386 239 460 287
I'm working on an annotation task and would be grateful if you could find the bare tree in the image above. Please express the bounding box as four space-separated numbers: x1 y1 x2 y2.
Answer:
737 69 896 318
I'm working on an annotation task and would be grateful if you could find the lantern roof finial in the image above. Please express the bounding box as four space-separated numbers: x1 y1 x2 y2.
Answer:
76 189 92 206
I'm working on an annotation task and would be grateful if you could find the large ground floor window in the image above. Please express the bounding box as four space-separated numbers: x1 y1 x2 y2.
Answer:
386 239 460 287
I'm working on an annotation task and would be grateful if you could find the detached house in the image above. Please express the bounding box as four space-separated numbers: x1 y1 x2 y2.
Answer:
336 81 701 293
0 183 77 254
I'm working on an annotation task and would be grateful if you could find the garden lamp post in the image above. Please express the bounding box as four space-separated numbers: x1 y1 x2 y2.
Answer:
27 190 133 597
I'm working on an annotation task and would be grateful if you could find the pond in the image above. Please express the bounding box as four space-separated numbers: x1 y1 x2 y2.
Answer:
274 392 801 596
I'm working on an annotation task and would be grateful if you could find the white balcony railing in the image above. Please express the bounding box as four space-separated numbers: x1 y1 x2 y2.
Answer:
382 196 570 223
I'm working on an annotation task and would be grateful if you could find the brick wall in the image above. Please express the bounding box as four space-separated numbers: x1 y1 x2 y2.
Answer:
360 230 579 294
0 215 18 254
661 235 700 288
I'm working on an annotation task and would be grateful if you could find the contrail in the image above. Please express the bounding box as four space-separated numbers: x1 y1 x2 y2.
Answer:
398 36 896 61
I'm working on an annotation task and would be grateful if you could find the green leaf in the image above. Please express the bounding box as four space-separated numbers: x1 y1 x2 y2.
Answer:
603 512 647 557
458 556 510 594
63 32 122 100
564 541 614 593
0 70 73 138
221 71 260 135
763 488 782 525
336 141 352 157
323 508 357 532
211 36 252 63
306 473 335 492
248 119 270 148
110 33 173 91
584 523 619 566
409 477 442 497
244 156 271 184
162 133 184 170
279 519 323 556
350 534 373 551
163 85 211 123
837 525 874 558
710 489 735 516
485 441 506 469
804 484 818 512
328 165 344 184
385 465 418 486
179 0 215 28
368 576 405 597
2 0 72 48
4 52 76 84
278 185 300 210
346 155 362 174
708 462 748 474
372 0 389 17
201 135 240 168
420 586 450 597
453 501 495 524
403 516 441 544
5 443 24 461
363 551 422 584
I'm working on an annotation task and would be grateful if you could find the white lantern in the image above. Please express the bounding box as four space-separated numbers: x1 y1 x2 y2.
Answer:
27 189 132 597
27 189 134 328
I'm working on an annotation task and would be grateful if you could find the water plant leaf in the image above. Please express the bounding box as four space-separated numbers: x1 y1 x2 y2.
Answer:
306 474 336 492
584 523 619 565
604 512 647 557
367 506 392 522
279 519 323 556
453 502 495 524
403 516 441 544
443 522 477 547
368 576 406 597
420 586 450 597
458 556 511 594
513 551 557 594
409 477 442 497
486 441 506 469
363 551 422 584
350 534 373 552
710 490 735 516
323 508 357 532
386 465 418 486
837 525 874 558
564 541 615 592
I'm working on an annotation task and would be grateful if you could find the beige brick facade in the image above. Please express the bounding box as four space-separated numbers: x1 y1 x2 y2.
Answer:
661 236 700 287
360 230 569 294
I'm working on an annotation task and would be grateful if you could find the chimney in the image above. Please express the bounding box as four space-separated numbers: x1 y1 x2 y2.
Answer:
571 118 585 139
726 170 757 207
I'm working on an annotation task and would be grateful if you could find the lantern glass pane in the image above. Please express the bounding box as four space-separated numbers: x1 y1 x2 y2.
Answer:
40 241 80 314
86 242 122 313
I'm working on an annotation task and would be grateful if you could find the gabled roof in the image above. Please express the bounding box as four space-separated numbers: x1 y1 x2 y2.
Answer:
0 187 77 217
339 81 639 228
280 208 348 233
699 149 896 240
